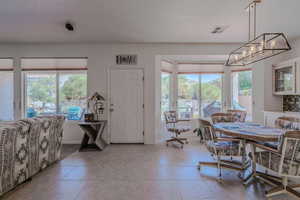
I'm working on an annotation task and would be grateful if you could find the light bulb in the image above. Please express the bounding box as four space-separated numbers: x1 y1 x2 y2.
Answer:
250 46 256 56
234 55 239 60
270 40 276 48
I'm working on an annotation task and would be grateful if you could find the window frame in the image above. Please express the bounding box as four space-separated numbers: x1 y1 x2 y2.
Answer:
161 71 172 119
176 73 223 119
22 70 87 120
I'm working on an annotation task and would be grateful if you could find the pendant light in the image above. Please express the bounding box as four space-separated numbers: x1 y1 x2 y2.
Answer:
226 0 291 66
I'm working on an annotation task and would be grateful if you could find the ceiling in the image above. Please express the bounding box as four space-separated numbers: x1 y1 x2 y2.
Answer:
1 0 299 43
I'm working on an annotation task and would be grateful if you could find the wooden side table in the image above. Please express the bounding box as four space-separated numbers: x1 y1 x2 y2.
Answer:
78 121 107 151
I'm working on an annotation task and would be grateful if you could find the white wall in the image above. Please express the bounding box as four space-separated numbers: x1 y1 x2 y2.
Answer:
1 40 298 143
251 37 300 123
0 43 240 144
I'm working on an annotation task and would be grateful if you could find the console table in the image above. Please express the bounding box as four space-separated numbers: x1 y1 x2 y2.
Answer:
78 121 107 151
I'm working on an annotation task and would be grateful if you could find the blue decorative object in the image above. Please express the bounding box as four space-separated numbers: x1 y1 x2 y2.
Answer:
27 108 37 118
67 106 81 120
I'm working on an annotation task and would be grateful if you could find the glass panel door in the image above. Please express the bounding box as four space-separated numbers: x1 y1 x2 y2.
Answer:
201 74 222 118
231 70 253 121
177 74 199 119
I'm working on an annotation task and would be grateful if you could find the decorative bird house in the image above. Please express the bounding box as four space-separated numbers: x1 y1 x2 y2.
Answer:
87 92 105 121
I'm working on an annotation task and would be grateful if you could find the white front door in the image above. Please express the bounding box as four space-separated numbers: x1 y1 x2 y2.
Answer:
110 68 144 143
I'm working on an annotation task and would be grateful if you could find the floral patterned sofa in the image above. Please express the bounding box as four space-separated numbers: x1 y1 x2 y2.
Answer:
0 115 65 196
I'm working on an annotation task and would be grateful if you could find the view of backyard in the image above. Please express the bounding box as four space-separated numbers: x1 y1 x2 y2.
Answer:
161 70 252 120
177 73 222 118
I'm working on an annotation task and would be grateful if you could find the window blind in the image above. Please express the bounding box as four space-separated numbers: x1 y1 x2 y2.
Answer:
0 58 13 71
21 58 88 71
177 63 224 74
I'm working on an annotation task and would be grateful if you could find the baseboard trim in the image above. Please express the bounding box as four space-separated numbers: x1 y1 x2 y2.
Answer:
62 140 81 144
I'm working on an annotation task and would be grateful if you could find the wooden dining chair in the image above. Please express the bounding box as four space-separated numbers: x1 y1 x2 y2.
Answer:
210 112 234 124
227 109 247 122
275 116 300 130
263 116 300 150
164 111 190 148
198 119 245 181
249 130 300 199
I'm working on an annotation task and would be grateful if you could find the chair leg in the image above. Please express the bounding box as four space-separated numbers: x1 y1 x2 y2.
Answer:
265 176 300 199
217 155 222 181
166 137 184 148
266 186 285 198
290 184 300 189
286 186 300 199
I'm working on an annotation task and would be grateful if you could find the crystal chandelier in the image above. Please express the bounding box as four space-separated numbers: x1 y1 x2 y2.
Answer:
226 0 291 66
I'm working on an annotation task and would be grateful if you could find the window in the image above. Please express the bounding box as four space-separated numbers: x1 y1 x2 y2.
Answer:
178 74 200 119
25 72 56 116
0 59 14 121
201 74 222 118
161 72 171 119
231 70 252 121
177 73 222 119
59 72 87 119
22 58 87 120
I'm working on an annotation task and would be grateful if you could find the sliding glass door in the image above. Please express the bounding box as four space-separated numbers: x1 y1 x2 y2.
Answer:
177 73 223 119
177 74 200 119
200 74 222 117
231 70 252 121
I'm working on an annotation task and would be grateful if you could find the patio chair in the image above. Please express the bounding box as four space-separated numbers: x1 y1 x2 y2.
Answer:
275 116 300 130
198 119 245 181
210 112 234 124
227 109 247 122
164 111 190 148
249 130 300 198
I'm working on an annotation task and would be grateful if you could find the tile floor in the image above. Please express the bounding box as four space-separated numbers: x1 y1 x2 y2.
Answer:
2 135 298 200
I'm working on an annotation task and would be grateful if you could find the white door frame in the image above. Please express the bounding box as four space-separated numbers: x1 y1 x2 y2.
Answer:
107 66 145 144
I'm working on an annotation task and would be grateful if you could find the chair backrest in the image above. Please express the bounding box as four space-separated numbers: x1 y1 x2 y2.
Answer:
210 112 234 124
279 130 300 176
227 109 247 122
199 119 216 142
164 111 177 130
275 116 300 130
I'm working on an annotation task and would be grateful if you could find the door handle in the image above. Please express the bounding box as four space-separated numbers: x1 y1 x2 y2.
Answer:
110 108 114 112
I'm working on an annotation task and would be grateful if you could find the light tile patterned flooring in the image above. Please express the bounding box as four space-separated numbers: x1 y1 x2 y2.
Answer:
2 135 298 200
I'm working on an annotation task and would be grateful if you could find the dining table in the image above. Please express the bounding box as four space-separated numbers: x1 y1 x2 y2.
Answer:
213 122 286 185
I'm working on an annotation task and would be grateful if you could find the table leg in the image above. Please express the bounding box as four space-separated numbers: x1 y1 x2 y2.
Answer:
95 122 107 150
238 139 251 180
243 143 256 185
79 133 90 151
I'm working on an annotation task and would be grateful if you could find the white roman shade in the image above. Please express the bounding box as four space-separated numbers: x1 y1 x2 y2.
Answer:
177 63 225 74
161 60 174 73
0 58 13 71
229 66 252 72
21 58 88 71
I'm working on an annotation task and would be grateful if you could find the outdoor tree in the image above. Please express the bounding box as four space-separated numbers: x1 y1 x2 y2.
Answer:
60 75 87 101
239 71 252 91
28 76 56 108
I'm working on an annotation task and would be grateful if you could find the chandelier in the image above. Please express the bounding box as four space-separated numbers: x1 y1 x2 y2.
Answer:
226 0 291 66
